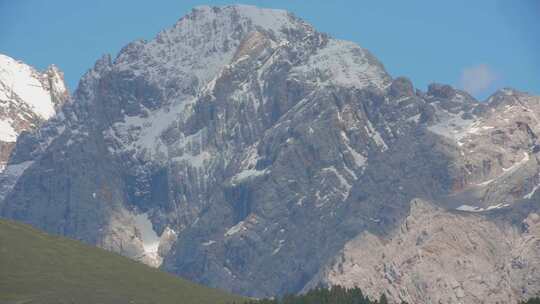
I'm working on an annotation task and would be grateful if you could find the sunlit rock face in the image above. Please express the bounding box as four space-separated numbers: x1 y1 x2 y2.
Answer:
1 5 540 302
305 199 540 303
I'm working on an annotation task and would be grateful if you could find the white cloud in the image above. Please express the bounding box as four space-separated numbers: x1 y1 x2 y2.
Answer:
459 64 498 95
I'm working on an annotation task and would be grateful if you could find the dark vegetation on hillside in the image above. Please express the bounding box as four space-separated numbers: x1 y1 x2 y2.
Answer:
235 286 540 304
234 286 397 304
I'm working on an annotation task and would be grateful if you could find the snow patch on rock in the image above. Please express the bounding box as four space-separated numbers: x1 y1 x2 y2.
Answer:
225 220 247 237
0 119 17 142
455 203 510 212
133 213 161 257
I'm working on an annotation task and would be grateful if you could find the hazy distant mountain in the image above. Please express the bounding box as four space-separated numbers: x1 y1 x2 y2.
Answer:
1 5 539 303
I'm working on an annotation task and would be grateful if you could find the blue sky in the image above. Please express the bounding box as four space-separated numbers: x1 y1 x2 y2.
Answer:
1 0 538 100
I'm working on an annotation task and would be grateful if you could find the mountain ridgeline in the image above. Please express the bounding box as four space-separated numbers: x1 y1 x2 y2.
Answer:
1 5 540 303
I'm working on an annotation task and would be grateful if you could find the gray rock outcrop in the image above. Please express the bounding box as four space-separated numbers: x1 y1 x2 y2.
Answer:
305 199 540 303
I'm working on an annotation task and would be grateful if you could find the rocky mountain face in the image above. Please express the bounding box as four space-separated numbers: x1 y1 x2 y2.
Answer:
0 54 68 169
304 199 540 304
1 5 539 302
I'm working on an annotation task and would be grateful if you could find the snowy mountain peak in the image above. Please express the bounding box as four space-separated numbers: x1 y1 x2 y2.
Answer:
187 4 301 34
112 5 320 99
0 54 64 120
0 53 68 168
110 5 392 103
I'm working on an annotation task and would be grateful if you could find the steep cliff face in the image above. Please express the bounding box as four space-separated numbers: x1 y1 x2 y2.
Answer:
1 5 539 301
305 199 540 304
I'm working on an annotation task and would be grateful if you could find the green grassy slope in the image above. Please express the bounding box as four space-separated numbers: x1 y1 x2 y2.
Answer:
0 218 245 304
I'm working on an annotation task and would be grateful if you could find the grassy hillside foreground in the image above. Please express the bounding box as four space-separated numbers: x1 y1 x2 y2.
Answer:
0 218 245 304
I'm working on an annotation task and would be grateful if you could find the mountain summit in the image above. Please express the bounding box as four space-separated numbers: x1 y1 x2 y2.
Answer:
1 5 539 303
